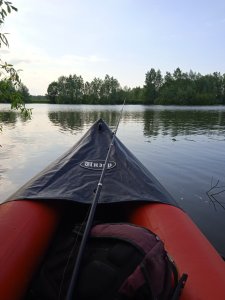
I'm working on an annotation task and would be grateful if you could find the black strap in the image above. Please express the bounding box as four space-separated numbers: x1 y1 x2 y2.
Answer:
171 273 188 300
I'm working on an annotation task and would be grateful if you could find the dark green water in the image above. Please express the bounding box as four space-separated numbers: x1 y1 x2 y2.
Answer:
1 103 225 257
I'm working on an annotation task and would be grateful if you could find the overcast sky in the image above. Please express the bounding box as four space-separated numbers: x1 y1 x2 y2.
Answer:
2 0 225 95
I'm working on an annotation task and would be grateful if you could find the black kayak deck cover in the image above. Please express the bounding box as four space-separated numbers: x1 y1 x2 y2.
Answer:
9 119 176 206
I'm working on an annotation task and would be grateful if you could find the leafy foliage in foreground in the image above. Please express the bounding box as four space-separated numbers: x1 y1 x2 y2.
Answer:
46 68 225 105
0 1 31 118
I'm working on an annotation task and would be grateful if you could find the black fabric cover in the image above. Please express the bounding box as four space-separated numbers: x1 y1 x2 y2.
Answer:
9 119 176 205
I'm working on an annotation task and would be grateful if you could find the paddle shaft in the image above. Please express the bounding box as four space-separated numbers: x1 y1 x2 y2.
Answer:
66 101 125 300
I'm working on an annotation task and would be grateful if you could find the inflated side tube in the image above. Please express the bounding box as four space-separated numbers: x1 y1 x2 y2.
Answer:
0 200 61 300
129 203 225 300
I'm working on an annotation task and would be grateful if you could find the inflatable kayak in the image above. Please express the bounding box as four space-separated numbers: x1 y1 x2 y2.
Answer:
0 119 225 300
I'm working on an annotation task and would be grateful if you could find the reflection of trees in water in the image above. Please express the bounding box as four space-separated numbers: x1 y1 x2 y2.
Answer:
0 111 17 129
0 110 30 130
48 110 145 133
48 107 225 138
143 109 225 138
48 110 121 133
48 111 83 133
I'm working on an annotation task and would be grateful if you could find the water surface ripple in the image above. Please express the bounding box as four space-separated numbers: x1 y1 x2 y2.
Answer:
1 104 225 257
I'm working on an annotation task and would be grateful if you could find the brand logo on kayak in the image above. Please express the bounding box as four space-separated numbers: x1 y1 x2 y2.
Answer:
80 160 116 170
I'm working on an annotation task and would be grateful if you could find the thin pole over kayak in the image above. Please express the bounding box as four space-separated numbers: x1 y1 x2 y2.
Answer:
66 100 125 300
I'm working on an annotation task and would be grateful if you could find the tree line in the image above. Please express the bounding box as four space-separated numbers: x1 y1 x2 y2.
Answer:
144 68 225 105
47 74 123 104
1 1 225 108
1 68 225 105
46 68 225 105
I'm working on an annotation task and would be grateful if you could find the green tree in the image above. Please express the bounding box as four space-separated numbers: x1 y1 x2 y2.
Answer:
164 72 173 84
222 74 225 104
47 81 59 104
18 83 31 102
127 86 145 104
144 68 162 104
0 1 31 118
90 77 103 103
101 74 121 104
50 75 84 104
70 74 84 103
194 74 220 105
0 79 14 102
212 72 223 102
173 67 183 80
83 81 91 103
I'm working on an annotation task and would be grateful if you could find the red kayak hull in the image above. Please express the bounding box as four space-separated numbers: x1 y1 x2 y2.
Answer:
0 200 225 300
129 203 225 300
0 200 60 300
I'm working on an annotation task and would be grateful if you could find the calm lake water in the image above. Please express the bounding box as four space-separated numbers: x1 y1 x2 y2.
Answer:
1 103 225 257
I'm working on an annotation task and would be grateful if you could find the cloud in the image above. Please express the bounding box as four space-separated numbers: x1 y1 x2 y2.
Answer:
9 58 32 65
0 49 10 54
54 54 107 67
1 38 108 95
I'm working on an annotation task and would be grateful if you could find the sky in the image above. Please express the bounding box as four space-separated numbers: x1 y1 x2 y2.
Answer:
1 0 225 95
